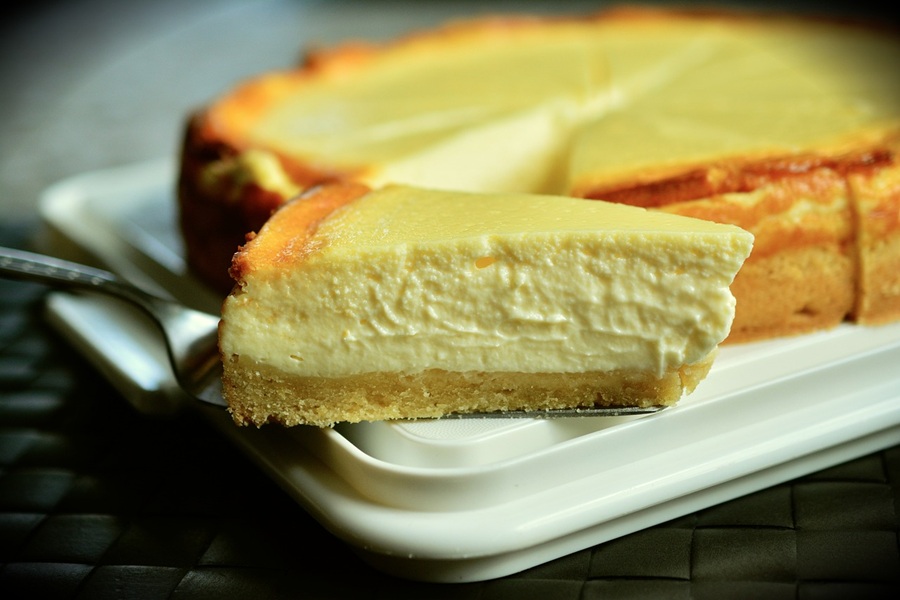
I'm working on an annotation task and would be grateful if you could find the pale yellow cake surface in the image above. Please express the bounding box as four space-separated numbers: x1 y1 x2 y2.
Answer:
210 19 610 195
567 16 900 195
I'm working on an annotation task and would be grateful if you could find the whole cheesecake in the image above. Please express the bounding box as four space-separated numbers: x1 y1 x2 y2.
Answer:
220 183 752 427
178 6 900 343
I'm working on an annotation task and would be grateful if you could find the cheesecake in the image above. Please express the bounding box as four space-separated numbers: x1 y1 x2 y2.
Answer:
178 6 900 342
220 183 753 427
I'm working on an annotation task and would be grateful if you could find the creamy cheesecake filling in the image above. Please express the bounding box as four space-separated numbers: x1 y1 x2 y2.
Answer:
363 97 587 194
249 32 608 166
567 20 900 197
221 186 753 380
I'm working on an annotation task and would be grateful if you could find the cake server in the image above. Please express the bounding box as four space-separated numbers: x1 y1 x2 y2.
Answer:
0 246 224 409
0 246 663 420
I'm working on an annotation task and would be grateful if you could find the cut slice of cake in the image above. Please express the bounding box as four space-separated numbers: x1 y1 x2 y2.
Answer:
219 183 753 427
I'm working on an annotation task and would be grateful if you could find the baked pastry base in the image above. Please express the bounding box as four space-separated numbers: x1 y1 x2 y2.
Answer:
850 159 900 325
728 245 854 343
655 162 858 343
223 352 717 428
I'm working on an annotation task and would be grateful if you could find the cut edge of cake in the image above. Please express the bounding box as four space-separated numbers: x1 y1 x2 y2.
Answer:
219 183 753 427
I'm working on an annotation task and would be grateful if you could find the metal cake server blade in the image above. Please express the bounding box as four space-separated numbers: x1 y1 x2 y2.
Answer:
0 246 664 421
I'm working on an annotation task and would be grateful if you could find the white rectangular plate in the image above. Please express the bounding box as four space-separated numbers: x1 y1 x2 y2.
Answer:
36 159 900 582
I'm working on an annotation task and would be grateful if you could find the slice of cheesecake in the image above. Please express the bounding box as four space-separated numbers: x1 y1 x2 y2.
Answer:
219 183 753 427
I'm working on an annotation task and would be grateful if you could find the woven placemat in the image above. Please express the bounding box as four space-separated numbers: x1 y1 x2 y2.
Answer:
1 225 898 599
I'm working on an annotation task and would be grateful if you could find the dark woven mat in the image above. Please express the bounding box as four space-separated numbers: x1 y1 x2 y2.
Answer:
1 224 899 599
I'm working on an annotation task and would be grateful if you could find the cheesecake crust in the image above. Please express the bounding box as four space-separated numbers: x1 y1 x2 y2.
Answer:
223 352 716 428
848 151 900 324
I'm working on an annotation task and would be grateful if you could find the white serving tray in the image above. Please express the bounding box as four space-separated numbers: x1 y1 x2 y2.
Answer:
36 159 900 583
